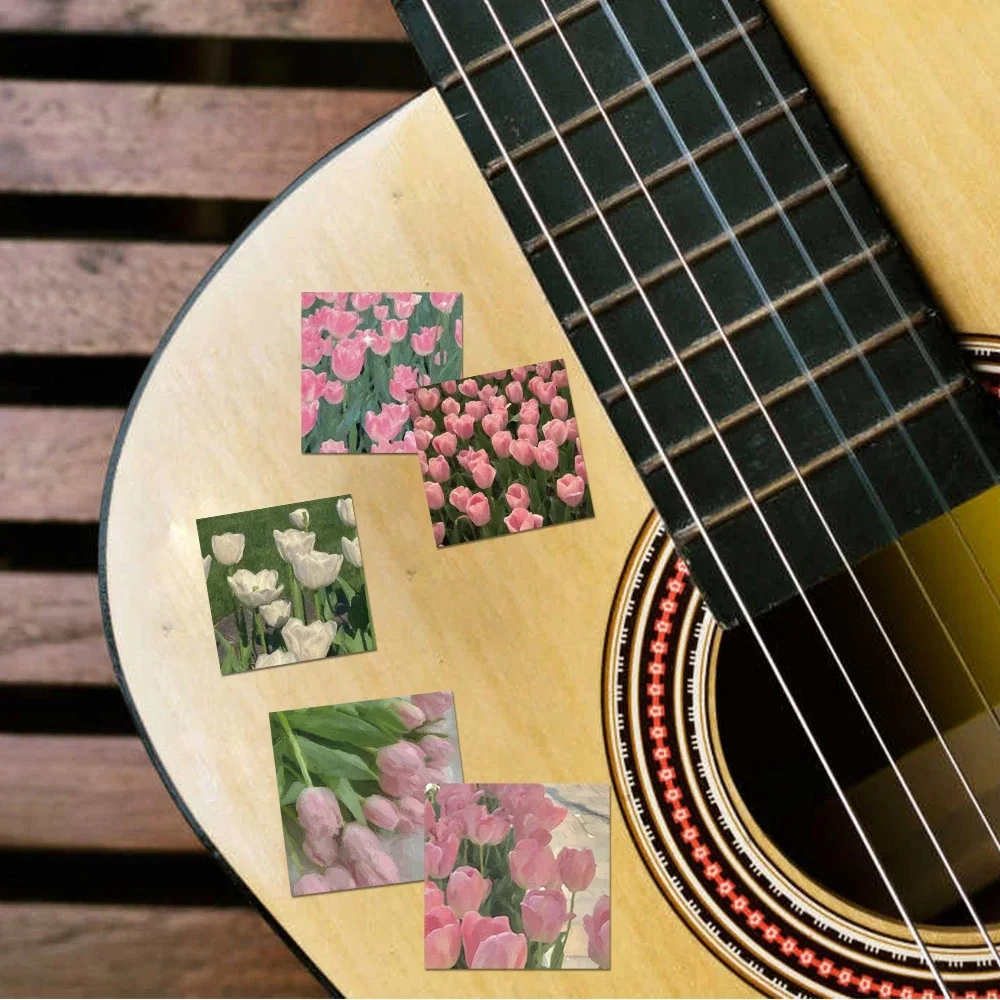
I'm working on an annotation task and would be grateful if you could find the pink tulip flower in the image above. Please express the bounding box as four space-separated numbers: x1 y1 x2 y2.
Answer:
453 414 475 440
323 380 345 405
425 907 462 969
556 473 586 507
425 833 460 879
323 865 356 891
535 439 560 471
462 804 511 846
584 894 611 968
432 521 445 546
376 740 424 778
458 447 489 470
301 368 327 404
542 418 568 446
517 424 538 446
301 401 319 436
425 880 445 910
432 432 457 457
521 888 573 943
535 361 553 378
331 338 367 381
441 380 458 394
491 430 513 458
340 821 381 865
461 912 517 969
411 328 437 355
552 367 568 388
481 411 507 437
412 691 453 720
458 378 479 398
465 492 491 527
454 319 463 346
353 850 400 887
566 417 579 440
534 381 559 405
437 783 480 815
557 846 597 892
303 833 339 868
449 485 472 512
296 786 343 840
527 375 543 398
509 439 535 466
292 873 329 896
549 395 569 419
319 439 347 453
408 398 422 420
373 304 389 320
508 839 557 890
465 400 488 421
446 866 491 918
505 508 544 532
505 483 530 509
381 318 408 342
430 292 460 313
379 770 426 800
364 402 409 445
506 380 524 403
413 428 433 452
574 455 587 483
394 796 425 835
428 456 451 483
301 328 325 368
472 462 497 489
441 397 460 416
443 413 458 434
510 366 529 382
420 734 454 768
416 387 441 411
391 292 421 318
390 700 426 731
313 306 360 339
413 415 435 433
471 930 529 970
488 393 507 411
351 292 381 310
425 481 445 510
388 363 420 402
519 398 540 425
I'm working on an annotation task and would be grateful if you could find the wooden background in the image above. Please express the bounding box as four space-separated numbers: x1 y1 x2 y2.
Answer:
0 1 422 995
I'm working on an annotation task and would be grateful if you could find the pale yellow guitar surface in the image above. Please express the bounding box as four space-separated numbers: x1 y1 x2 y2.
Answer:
102 2 1000 995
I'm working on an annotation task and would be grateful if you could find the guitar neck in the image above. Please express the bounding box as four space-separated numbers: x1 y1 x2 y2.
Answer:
394 0 1000 626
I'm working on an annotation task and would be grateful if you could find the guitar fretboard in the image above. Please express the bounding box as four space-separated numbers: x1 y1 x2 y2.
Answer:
395 0 1000 626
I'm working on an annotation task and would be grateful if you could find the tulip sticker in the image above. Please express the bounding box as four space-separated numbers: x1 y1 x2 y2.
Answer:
424 783 610 969
196 494 375 674
269 692 463 896
409 360 595 547
301 292 463 454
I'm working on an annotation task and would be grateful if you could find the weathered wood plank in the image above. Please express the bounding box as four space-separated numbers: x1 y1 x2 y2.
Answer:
0 0 406 40
0 734 201 851
0 82 413 199
0 903 325 998
0 573 114 685
0 407 120 522
0 241 222 356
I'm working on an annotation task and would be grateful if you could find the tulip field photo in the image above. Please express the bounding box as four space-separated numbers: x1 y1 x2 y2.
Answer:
197 495 374 674
301 292 463 454
270 692 462 896
410 360 594 547
424 783 610 970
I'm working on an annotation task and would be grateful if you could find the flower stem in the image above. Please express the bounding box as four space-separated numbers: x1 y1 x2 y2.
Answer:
277 712 312 787
478 842 485 876
253 610 267 652
313 588 325 622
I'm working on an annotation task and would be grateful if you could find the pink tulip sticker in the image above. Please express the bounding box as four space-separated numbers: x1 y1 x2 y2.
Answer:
301 292 463 453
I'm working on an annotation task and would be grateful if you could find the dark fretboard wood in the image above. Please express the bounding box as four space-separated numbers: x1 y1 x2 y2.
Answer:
395 0 1000 626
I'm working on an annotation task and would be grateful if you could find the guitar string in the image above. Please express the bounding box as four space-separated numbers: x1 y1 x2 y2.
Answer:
418 1 952 991
541 0 1000 858
716 0 1000 730
652 0 1000 749
520 0 1000 966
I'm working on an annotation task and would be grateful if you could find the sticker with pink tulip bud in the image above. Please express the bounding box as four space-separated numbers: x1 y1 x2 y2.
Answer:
270 691 463 898
424 782 610 969
409 359 595 547
301 292 463 454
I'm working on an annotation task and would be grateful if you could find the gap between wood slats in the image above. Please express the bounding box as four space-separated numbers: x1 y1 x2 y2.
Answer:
0 240 220 354
0 735 201 851
0 903 325 998
0 0 406 41
0 573 112 685
0 82 414 199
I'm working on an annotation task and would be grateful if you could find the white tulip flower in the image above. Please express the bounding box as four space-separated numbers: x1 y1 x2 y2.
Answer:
273 528 316 564
227 568 284 608
281 618 336 662
289 508 310 531
341 535 362 569
259 598 292 629
336 497 356 528
203 554 212 579
254 649 299 669
292 550 344 590
211 532 245 566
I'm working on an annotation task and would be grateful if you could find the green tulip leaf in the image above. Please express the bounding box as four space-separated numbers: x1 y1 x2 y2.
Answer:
333 777 366 822
280 779 305 806
295 736 378 782
284 706 395 748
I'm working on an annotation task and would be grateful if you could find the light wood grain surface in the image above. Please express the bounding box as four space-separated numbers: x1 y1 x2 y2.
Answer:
101 1 1000 996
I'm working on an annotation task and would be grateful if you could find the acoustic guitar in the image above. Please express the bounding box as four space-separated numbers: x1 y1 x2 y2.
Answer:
101 0 1000 995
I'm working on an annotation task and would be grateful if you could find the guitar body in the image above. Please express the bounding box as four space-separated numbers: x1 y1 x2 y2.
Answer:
101 2 1000 995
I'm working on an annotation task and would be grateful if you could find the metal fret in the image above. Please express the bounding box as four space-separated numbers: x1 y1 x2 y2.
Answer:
601 234 893 404
521 87 813 257
439 0 600 91
566 161 851 334
666 374 968 545
661 308 930 461
482 12 767 179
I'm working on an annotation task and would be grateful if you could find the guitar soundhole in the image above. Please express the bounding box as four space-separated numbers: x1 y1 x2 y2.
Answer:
715 559 1000 929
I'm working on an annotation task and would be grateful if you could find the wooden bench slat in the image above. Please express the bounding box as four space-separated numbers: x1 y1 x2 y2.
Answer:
0 573 114 685
0 407 120 522
0 241 223 356
0 903 325 998
0 734 201 851
0 0 406 40
0 82 413 199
